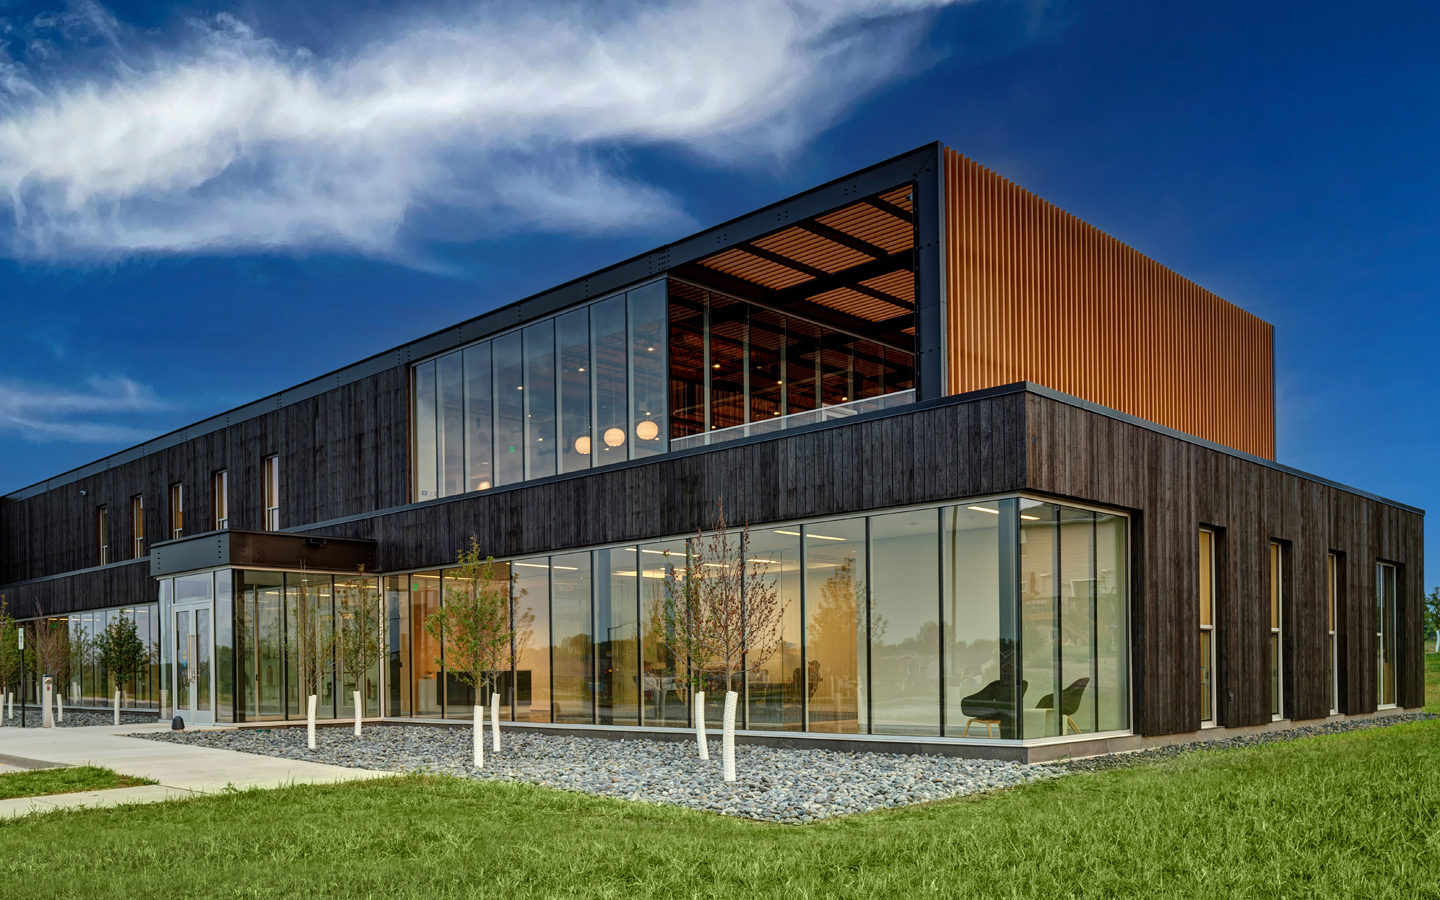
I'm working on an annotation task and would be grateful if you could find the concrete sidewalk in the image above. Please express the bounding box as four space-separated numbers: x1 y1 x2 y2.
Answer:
0 723 384 818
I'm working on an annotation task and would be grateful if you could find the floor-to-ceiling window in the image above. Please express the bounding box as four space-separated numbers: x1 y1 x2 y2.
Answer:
869 509 940 736
412 282 668 502
943 502 1008 739
597 548 639 726
41 603 162 711
743 528 802 732
551 552 594 724
513 558 551 723
1377 561 1397 708
639 538 693 729
385 575 410 717
1017 500 1127 739
804 518 867 734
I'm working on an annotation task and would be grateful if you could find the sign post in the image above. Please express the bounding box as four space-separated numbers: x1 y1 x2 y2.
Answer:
17 626 23 729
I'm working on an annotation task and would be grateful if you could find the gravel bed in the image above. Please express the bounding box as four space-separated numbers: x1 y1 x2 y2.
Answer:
1048 712 1435 773
140 725 1054 823
135 713 1432 822
0 709 160 728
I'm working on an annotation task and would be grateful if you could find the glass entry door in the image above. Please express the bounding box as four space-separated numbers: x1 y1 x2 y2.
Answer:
173 605 214 726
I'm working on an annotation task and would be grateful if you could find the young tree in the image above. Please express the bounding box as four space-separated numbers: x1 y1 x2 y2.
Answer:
424 538 533 767
31 615 69 727
0 601 19 712
664 500 788 781
95 613 148 714
1425 587 1440 654
336 567 384 736
286 571 336 750
661 542 716 759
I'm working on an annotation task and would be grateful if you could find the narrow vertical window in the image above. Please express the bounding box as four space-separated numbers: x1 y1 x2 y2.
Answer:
1327 553 1338 715
97 505 109 566
1376 562 1397 708
130 495 145 558
1199 529 1216 726
263 456 280 531
169 484 184 540
212 471 229 530
1269 541 1283 720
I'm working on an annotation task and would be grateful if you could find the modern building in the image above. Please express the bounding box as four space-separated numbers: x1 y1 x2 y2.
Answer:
0 143 1422 760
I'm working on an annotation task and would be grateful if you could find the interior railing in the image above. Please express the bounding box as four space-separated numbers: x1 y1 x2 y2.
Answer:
669 389 917 452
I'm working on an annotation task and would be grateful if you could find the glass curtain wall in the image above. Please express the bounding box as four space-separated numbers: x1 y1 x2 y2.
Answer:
413 281 668 502
44 604 161 710
381 496 1129 742
666 281 915 443
234 569 382 723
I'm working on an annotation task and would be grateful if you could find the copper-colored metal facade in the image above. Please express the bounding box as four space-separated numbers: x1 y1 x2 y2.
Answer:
944 147 1276 459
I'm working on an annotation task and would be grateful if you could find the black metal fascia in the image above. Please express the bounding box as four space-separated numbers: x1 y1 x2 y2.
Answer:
913 143 946 400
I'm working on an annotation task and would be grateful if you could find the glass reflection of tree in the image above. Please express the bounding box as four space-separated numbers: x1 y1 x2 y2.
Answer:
806 558 884 717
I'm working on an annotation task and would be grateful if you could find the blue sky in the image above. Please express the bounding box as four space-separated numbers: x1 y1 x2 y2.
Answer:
0 0 1435 574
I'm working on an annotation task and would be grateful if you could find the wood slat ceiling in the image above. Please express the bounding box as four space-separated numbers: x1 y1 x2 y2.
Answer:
694 184 916 326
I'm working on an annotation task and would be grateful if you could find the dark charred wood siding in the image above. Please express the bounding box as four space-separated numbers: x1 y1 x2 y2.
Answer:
0 368 408 586
1023 392 1425 734
0 561 152 619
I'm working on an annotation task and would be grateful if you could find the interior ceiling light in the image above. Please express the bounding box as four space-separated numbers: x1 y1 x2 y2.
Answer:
574 436 592 455
603 427 626 448
967 505 999 515
636 420 659 441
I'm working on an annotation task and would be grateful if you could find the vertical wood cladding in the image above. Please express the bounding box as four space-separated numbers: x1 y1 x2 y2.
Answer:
0 368 409 585
1024 392 1424 734
0 561 152 619
298 391 1031 569
944 148 1277 459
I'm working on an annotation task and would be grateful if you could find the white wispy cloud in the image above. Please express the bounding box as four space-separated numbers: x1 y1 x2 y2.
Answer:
0 0 967 261
0 375 176 442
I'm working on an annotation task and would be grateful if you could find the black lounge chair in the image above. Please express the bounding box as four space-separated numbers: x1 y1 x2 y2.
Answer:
1035 677 1091 735
959 679 1027 738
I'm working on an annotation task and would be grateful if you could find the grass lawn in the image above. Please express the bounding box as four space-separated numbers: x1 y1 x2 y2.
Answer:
1 719 1439 899
0 766 155 801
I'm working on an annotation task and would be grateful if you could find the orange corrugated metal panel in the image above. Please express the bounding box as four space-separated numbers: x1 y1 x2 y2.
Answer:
942 147 1275 459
